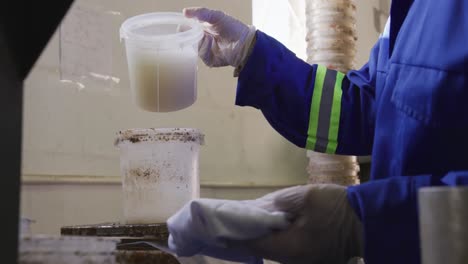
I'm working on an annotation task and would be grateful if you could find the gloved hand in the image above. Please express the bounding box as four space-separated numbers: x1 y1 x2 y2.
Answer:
245 184 364 264
167 184 363 264
167 197 290 264
183 7 256 67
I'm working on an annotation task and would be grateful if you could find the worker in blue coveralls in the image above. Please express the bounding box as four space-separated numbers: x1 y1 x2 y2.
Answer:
168 2 468 264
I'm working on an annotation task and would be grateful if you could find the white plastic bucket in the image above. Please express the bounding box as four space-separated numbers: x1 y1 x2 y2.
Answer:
115 128 204 224
120 13 203 112
419 187 468 264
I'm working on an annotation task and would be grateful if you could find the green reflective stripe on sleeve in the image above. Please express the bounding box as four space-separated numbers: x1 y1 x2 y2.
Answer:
306 65 327 150
325 71 344 154
306 66 345 153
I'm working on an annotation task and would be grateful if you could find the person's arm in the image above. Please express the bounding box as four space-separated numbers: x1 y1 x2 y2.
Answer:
347 172 468 264
236 31 379 156
184 7 378 156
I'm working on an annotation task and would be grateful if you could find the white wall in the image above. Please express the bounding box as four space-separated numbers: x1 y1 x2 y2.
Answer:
355 0 390 67
23 0 308 187
21 0 390 235
253 0 307 60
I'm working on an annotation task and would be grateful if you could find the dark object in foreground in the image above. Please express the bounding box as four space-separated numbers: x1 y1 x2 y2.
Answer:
61 222 169 240
61 222 178 264
1 1 75 263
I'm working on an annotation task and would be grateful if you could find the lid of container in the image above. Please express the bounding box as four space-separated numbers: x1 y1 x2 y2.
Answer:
115 128 205 146
120 12 203 46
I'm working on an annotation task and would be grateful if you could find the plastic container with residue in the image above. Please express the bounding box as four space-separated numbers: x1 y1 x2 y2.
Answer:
115 128 204 224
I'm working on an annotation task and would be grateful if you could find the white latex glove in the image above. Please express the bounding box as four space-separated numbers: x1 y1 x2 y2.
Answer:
244 184 364 264
167 197 290 264
183 7 256 67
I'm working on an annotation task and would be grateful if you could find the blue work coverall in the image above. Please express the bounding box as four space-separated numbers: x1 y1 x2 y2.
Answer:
235 1 468 263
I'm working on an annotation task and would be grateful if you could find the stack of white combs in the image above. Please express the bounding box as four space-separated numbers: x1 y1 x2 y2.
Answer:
306 151 360 186
305 0 360 186
306 0 357 72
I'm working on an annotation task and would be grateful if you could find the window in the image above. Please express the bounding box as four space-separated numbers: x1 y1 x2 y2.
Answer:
252 0 307 60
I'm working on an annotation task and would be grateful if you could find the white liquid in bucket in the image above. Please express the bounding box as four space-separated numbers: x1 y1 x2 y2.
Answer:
120 13 203 112
126 47 198 112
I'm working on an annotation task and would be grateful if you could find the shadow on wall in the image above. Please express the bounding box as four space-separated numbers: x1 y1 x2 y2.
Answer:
359 162 371 183
269 139 309 182
373 0 391 33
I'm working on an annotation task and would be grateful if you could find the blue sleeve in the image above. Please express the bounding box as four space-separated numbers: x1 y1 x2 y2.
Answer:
347 172 468 264
236 31 378 156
